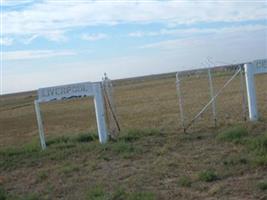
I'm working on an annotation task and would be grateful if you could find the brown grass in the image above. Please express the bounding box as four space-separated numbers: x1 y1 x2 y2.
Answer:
0 71 266 199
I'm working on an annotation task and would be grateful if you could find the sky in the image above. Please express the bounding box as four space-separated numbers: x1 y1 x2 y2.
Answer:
1 0 267 94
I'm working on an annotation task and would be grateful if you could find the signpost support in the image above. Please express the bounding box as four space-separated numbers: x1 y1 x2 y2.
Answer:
93 83 108 144
34 100 47 150
34 81 109 149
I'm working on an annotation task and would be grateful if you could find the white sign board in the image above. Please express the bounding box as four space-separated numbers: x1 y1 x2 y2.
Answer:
252 59 267 75
37 82 94 103
34 82 108 150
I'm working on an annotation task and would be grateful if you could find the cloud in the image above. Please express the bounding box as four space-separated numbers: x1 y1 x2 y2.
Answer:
3 0 35 6
0 37 13 46
3 0 267 41
139 26 267 53
81 33 108 41
3 50 76 60
130 24 267 38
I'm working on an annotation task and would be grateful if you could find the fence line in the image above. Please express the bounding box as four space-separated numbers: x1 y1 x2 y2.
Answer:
176 72 186 132
208 68 217 127
177 67 242 132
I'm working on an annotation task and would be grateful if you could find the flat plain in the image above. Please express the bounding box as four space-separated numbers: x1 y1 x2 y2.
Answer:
0 70 266 200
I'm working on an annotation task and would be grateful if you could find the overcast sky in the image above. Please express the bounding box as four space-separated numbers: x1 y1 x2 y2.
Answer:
1 0 267 94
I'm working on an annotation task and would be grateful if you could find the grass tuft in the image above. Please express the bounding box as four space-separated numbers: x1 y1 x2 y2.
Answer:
177 176 192 187
86 186 155 200
0 186 7 200
247 134 267 156
216 126 248 143
198 170 218 182
86 186 107 200
258 181 267 191
74 133 98 143
119 128 161 142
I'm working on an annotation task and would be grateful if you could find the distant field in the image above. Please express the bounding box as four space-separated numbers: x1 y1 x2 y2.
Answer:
0 71 266 199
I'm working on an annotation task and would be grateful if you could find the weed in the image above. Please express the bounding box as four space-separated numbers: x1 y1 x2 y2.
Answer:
252 155 267 166
198 170 218 182
216 126 248 143
110 141 141 159
258 181 267 191
127 192 155 200
60 164 80 175
86 186 108 200
178 176 192 187
223 156 248 166
36 171 48 182
46 136 70 146
247 134 267 156
119 128 161 142
111 188 127 200
19 194 39 200
86 186 155 200
0 186 6 200
74 133 98 143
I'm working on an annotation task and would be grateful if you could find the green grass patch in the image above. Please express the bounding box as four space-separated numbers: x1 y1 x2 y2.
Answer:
36 170 48 182
100 140 143 159
258 181 267 191
59 163 80 175
216 126 248 143
198 170 218 182
177 176 192 187
74 133 98 143
0 186 7 200
86 186 155 200
247 134 267 156
118 128 161 142
86 186 107 200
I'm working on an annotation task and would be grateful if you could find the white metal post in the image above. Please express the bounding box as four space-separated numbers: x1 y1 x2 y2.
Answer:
240 66 247 121
208 68 217 126
176 72 186 132
34 100 47 150
93 83 108 144
244 63 258 121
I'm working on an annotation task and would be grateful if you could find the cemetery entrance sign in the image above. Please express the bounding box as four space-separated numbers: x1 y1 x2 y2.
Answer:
34 82 108 150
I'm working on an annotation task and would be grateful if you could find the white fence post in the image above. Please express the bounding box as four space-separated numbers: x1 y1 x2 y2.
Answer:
208 68 217 126
93 83 108 144
240 66 247 121
176 72 186 132
34 100 47 150
244 63 258 121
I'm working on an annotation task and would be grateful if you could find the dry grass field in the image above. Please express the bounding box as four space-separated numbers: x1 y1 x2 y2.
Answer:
0 70 266 200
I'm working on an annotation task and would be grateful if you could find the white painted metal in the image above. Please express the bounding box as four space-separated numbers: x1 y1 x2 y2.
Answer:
176 72 186 132
35 81 108 149
34 100 47 150
93 83 108 144
244 62 267 121
240 66 247 121
208 68 217 126
244 63 259 121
